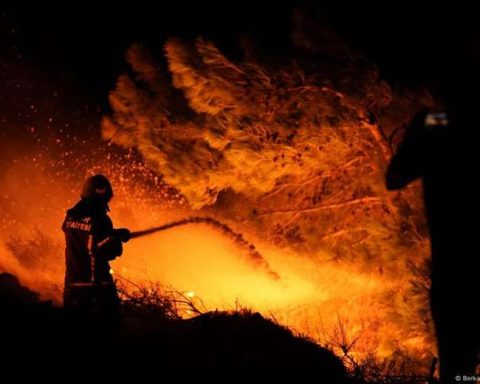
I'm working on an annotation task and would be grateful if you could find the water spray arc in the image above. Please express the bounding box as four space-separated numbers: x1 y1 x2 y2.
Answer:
129 216 280 280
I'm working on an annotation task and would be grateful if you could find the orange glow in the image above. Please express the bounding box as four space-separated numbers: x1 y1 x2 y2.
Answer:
112 223 432 362
0 27 436 376
0 154 434 372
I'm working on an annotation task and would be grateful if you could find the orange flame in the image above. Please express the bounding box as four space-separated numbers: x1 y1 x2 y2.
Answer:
0 12 437 376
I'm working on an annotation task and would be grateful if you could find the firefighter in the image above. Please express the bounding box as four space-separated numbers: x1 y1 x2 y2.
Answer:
62 174 130 320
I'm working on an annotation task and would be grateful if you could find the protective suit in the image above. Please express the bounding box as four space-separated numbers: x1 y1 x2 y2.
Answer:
62 175 130 318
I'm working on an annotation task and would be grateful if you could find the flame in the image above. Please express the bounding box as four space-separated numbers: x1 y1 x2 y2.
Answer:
99 16 435 368
0 11 437 376
0 142 434 370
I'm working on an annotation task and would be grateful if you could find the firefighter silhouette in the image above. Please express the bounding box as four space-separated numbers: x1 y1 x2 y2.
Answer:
62 174 130 319
386 105 478 383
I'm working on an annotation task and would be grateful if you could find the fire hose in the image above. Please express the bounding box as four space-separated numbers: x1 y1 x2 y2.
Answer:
120 217 280 281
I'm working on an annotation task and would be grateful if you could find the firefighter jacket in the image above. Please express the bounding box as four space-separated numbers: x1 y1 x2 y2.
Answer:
62 198 122 286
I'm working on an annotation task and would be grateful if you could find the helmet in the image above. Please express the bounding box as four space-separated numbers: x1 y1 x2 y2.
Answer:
81 174 113 203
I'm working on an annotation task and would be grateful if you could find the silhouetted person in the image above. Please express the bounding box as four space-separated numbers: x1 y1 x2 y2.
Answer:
386 103 478 383
62 174 130 322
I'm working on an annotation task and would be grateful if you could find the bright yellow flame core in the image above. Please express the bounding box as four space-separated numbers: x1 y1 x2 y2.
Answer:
113 224 431 362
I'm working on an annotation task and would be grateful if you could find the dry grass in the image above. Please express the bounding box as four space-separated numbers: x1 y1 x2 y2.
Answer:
114 279 437 383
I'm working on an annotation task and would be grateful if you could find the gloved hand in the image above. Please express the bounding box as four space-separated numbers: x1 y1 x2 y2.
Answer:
113 228 131 243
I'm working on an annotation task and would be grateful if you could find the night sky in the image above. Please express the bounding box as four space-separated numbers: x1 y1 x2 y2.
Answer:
4 4 480 99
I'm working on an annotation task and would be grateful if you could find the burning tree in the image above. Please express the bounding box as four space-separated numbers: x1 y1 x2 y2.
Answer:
103 11 436 365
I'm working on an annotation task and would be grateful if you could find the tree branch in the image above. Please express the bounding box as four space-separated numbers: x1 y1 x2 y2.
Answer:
257 197 384 216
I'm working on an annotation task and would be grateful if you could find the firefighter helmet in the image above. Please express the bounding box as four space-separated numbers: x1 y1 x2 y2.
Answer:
81 174 113 203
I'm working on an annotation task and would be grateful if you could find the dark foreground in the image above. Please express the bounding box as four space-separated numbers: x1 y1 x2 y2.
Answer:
0 272 354 382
